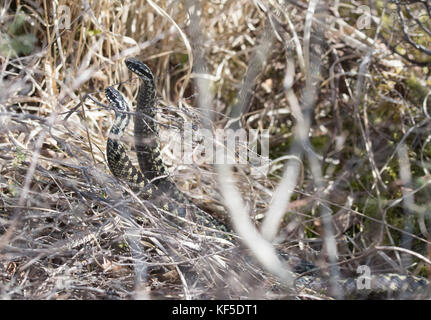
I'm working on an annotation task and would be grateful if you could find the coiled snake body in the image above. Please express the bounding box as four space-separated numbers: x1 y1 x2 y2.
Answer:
104 59 430 299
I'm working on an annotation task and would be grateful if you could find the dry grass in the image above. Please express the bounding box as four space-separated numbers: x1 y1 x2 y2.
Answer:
1 0 431 299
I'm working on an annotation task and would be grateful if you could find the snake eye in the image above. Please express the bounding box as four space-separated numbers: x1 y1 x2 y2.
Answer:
105 86 121 101
125 58 154 82
105 86 117 103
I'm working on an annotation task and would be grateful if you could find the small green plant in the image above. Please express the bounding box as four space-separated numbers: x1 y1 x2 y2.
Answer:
12 147 26 167
0 11 37 57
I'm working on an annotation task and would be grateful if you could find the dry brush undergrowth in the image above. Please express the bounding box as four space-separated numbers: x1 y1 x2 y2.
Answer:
0 0 431 299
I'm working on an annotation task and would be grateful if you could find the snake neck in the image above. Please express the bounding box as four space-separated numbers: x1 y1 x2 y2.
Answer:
134 80 170 179
136 81 157 117
110 110 129 136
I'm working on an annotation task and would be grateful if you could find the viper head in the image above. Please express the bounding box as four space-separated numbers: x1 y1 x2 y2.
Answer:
125 58 154 82
105 86 128 112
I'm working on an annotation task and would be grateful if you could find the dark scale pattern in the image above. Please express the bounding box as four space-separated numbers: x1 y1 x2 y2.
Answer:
125 58 232 237
105 85 233 240
125 58 167 179
105 88 157 199
107 140 149 189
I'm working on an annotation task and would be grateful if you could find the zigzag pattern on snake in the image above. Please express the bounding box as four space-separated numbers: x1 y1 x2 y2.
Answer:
124 58 198 206
105 86 230 240
125 58 231 235
103 59 430 299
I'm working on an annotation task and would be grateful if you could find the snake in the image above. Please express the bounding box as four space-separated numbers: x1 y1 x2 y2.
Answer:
102 59 430 299
105 86 158 198
124 58 193 204
105 86 231 239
